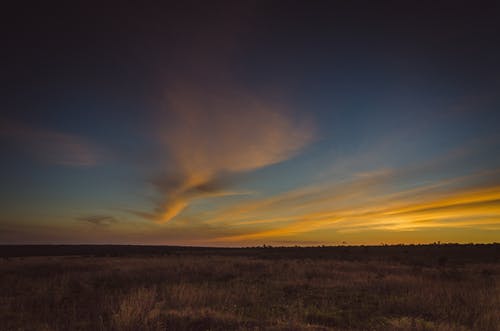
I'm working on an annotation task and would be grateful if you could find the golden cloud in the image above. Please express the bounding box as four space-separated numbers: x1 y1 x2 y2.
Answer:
206 168 500 243
151 83 315 222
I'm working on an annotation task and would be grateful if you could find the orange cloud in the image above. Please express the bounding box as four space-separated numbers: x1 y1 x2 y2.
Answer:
149 83 315 222
206 169 500 243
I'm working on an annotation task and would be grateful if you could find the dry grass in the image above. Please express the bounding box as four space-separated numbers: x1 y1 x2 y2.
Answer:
0 254 498 330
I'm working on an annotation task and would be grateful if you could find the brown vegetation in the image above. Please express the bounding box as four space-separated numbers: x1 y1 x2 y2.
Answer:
0 248 499 330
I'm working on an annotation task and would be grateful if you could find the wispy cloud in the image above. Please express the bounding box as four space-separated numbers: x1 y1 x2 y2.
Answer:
121 122 500 245
0 119 101 166
187 145 500 244
209 172 500 243
147 83 314 222
77 215 118 227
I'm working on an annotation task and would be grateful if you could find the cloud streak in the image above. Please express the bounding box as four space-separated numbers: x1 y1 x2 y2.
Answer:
209 173 500 243
186 148 500 244
0 119 101 166
77 215 118 227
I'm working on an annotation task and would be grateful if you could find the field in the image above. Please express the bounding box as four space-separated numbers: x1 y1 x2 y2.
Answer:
1 245 499 331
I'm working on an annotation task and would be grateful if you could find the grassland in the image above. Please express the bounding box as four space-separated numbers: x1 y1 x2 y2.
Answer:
0 245 499 330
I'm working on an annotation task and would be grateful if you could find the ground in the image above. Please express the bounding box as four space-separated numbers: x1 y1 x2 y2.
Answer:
0 245 499 330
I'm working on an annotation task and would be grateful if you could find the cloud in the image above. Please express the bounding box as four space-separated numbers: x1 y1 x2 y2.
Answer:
77 215 118 226
209 182 500 243
199 161 500 243
132 5 314 223
124 128 500 245
148 83 315 223
0 118 101 166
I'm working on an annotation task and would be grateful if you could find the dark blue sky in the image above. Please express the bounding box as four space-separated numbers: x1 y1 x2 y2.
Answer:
1 1 499 245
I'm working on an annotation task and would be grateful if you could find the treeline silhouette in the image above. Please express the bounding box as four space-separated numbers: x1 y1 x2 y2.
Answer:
1 243 498 265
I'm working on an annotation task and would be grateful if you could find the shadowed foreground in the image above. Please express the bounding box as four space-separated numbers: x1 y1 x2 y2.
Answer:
1 247 499 330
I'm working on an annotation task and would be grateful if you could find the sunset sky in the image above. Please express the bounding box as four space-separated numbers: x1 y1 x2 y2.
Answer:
1 1 499 245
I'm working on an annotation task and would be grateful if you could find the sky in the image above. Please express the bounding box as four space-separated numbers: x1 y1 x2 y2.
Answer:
1 1 500 246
